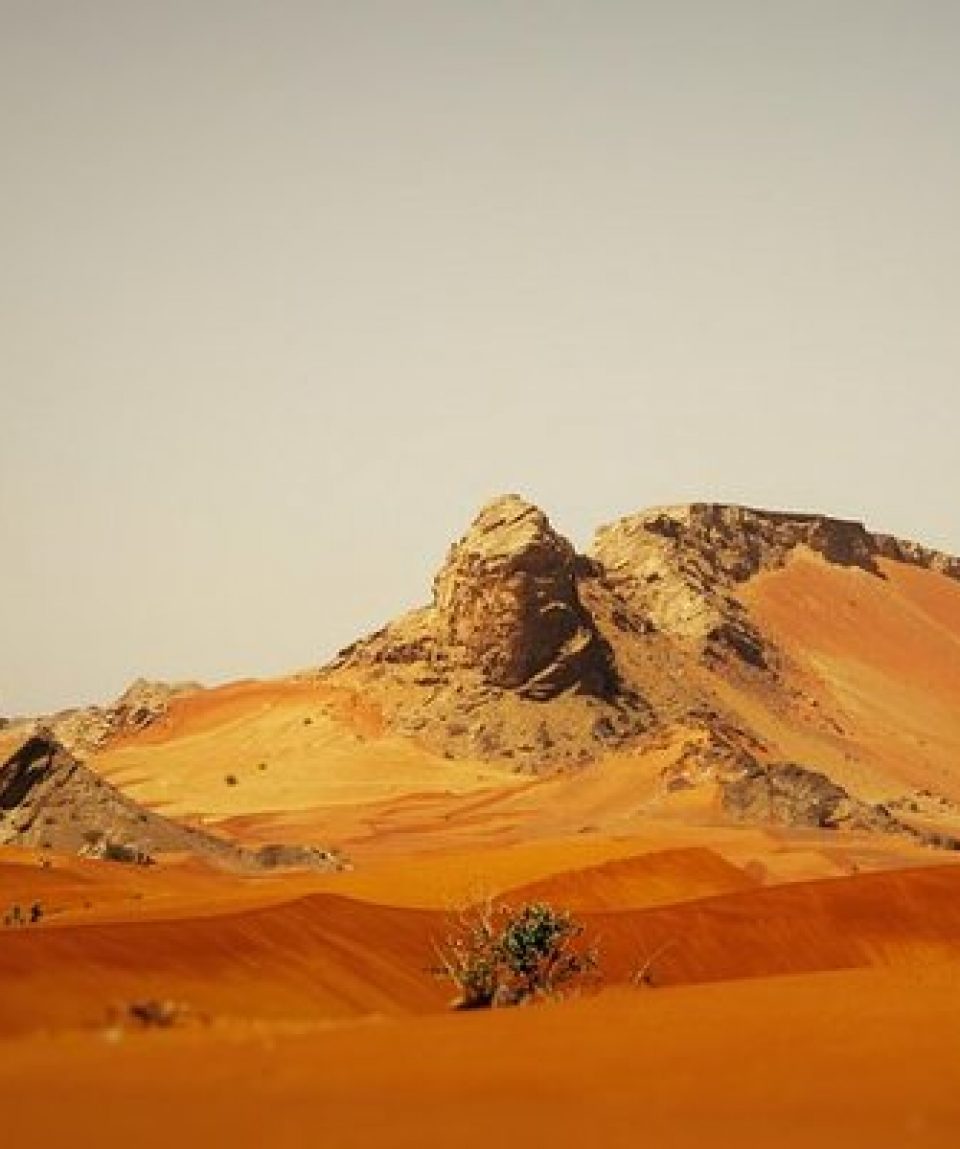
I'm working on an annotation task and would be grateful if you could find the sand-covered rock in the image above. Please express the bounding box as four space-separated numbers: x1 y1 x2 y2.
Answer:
591 502 960 665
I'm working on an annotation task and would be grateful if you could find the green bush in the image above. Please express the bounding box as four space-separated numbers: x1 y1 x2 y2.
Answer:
433 899 597 1009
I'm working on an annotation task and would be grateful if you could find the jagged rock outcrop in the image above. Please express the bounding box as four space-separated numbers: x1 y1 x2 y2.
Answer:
719 761 958 849
328 495 960 781
591 503 960 667
7 678 200 761
874 534 960 579
432 495 617 700
0 733 342 871
334 496 652 767
721 761 901 832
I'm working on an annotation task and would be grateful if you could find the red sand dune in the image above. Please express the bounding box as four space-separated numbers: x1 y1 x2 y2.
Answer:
4 854 960 1039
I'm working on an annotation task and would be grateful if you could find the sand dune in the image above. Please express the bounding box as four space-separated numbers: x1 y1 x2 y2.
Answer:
91 677 518 823
3 867 960 1148
4 846 959 1040
7 966 960 1149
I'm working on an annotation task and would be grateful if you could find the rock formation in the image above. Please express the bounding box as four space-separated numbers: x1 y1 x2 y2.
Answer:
335 495 652 766
326 494 960 799
431 495 616 700
720 761 958 848
6 678 200 761
591 502 960 665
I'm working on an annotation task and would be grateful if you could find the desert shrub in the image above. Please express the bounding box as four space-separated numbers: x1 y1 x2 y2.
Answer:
433 899 597 1009
3 904 23 927
125 999 185 1028
2 902 42 927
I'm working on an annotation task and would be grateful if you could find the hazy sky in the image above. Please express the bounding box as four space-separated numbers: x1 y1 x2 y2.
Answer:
3 1 959 715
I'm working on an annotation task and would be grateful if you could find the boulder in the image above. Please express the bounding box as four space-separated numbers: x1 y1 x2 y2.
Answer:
432 495 616 699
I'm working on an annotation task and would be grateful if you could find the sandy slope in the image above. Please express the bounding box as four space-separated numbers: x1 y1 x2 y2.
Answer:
5 967 960 1149
91 678 518 823
742 552 960 803
4 850 960 1034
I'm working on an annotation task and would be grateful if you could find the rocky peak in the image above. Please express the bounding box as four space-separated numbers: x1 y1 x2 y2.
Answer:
594 503 882 585
589 502 941 664
590 505 770 664
109 678 198 732
594 502 960 585
432 495 615 699
6 678 201 761
328 495 960 770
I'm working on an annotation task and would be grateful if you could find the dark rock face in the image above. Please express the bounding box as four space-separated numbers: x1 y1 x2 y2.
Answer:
0 736 84 824
721 762 901 832
720 761 960 849
433 496 617 700
252 843 339 869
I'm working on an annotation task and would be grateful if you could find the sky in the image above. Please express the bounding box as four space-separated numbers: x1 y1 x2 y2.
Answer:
2 1 959 715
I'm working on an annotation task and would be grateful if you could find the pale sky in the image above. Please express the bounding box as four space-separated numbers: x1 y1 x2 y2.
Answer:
2 1 959 716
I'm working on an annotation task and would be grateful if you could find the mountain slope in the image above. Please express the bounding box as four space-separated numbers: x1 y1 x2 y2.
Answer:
62 494 960 853
322 495 960 844
0 733 340 871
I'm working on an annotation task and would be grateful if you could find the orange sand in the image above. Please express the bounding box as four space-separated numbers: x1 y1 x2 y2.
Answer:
5 550 960 1145
2 850 960 1148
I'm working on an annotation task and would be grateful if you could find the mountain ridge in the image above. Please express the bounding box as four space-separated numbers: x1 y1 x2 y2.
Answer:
330 494 960 765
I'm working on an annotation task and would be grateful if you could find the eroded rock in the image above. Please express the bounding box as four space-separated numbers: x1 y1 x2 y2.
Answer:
433 495 616 699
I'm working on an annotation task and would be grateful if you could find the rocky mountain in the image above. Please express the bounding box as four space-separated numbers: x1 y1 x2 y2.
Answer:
0 733 341 871
327 494 960 844
333 495 654 765
9 494 958 853
591 502 960 667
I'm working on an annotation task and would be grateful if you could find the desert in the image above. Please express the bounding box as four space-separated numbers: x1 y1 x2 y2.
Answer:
5 6 960 1144
3 495 960 1147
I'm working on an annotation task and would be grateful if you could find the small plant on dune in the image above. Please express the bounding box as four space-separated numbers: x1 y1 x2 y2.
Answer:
2 902 43 927
3 904 24 928
433 899 598 1009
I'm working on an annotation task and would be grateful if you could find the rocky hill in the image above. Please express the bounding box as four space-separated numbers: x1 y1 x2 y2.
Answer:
10 494 958 853
4 678 200 761
333 495 655 765
591 502 960 667
326 494 960 844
